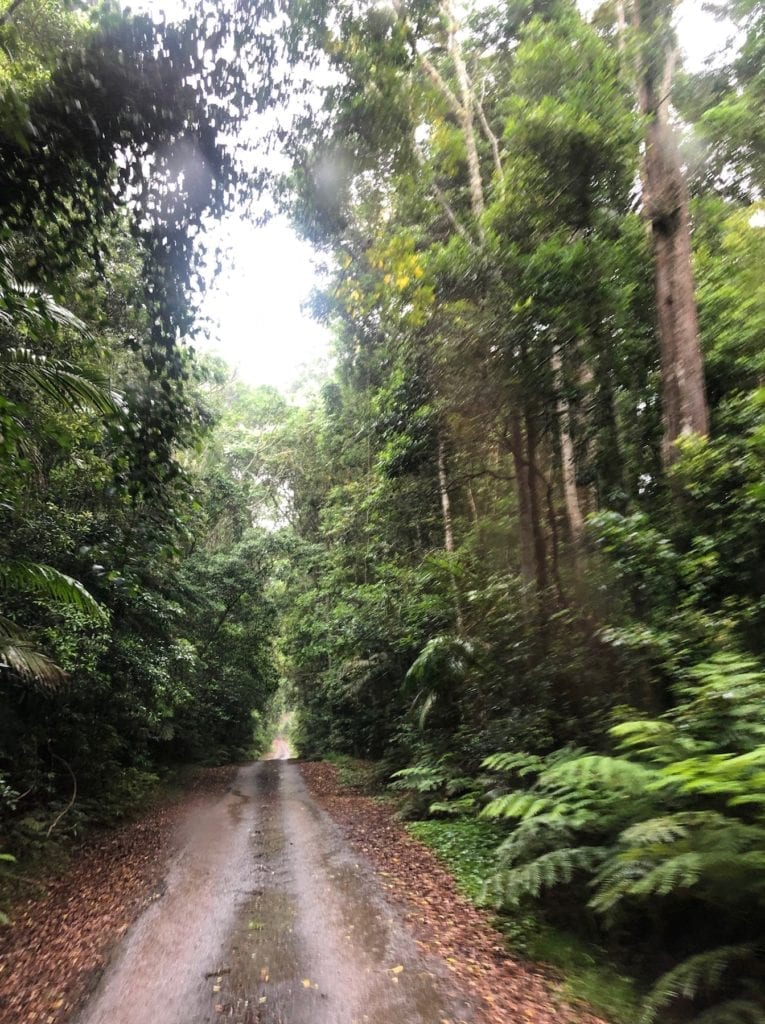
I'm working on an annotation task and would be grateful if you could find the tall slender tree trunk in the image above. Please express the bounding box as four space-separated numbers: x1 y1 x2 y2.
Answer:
509 411 537 586
437 431 464 631
552 350 584 545
632 3 709 462
524 412 549 592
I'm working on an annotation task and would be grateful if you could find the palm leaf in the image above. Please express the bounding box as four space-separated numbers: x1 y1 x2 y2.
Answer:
0 615 66 686
0 348 124 417
0 561 107 620
0 640 66 686
0 245 90 337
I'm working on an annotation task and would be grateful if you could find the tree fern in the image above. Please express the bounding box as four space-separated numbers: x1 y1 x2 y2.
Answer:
481 751 545 776
640 945 756 1024
690 999 765 1024
540 753 659 793
481 791 559 820
496 845 609 905
592 851 706 911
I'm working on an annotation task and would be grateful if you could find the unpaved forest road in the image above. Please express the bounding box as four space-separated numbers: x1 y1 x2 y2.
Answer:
75 747 472 1024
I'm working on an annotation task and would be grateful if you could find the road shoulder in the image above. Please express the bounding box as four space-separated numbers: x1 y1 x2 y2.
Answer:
299 760 609 1024
0 765 236 1024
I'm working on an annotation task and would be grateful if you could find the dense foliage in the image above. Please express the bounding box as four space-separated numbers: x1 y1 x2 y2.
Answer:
263 0 765 1019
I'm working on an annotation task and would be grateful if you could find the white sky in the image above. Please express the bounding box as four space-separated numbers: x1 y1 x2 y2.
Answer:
199 217 330 392
132 0 729 390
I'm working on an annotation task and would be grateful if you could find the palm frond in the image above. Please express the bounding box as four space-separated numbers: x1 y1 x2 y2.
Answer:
0 561 107 620
0 348 124 417
0 245 90 338
0 641 66 686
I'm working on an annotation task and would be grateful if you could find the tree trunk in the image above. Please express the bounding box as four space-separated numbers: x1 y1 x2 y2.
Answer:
552 350 584 545
632 5 709 461
437 432 464 631
646 120 710 460
438 433 457 555
524 412 549 592
509 411 537 585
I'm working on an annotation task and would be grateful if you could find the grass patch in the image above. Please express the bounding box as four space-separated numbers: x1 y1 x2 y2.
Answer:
405 818 504 904
324 753 380 792
407 817 641 1023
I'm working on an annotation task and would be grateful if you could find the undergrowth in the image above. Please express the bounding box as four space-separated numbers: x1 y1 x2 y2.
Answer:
406 816 640 1023
405 819 503 903
325 753 381 793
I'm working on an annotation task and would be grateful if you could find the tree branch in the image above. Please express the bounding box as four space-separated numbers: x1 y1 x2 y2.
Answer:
0 0 26 27
475 87 503 187
419 52 463 118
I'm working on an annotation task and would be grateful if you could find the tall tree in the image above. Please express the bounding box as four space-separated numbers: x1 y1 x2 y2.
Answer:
629 0 710 459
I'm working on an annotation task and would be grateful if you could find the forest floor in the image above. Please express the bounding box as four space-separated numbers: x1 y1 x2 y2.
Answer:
1 749 609 1024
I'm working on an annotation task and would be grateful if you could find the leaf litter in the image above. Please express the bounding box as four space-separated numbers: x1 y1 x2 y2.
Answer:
0 766 236 1023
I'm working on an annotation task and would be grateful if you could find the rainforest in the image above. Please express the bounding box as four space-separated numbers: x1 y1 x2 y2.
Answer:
0 1 763 1023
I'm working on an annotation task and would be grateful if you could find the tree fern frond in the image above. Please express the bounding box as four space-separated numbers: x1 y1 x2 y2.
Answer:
496 817 574 867
593 851 706 911
618 811 755 848
482 751 545 775
640 945 755 1024
495 845 609 905
541 754 658 792
691 999 765 1024
481 791 558 820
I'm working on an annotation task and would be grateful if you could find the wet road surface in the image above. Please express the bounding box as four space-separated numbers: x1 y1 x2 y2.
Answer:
75 754 472 1024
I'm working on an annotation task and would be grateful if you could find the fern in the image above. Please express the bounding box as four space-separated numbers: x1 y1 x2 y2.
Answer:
390 761 449 793
691 999 765 1024
480 655 765 1022
641 945 756 1024
481 751 545 776
481 791 558 820
540 753 658 793
497 845 609 905
429 793 478 815
593 852 706 911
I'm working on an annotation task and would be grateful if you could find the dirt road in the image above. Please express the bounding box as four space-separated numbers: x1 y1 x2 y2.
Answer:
75 753 472 1024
